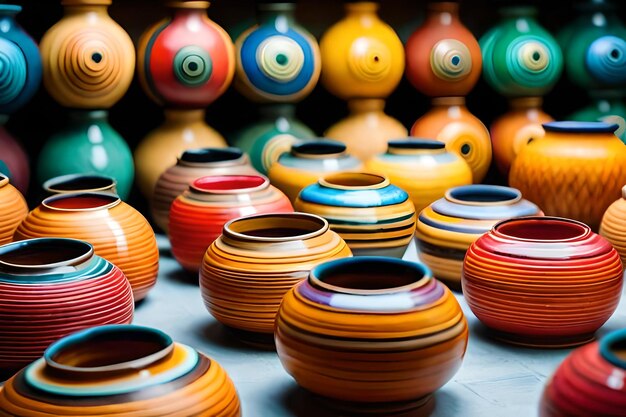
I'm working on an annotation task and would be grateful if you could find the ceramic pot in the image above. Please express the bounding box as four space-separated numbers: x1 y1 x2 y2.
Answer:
37 110 134 200
268 139 363 203
200 212 352 343
14 192 159 301
152 147 259 233
39 0 135 109
295 172 416 258
463 216 623 347
416 184 542 288
600 185 626 267
0 238 133 376
540 329 626 416
275 256 468 413
43 173 117 196
510 121 626 231
169 175 293 273
365 139 472 213
0 174 27 245
234 2 320 103
571 98 626 143
0 124 29 194
0 324 241 416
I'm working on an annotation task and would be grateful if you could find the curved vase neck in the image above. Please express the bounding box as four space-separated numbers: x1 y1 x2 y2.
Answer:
348 98 386 114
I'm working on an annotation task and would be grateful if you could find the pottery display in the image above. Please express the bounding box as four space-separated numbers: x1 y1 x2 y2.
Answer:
169 174 293 273
510 121 626 231
365 139 472 213
200 212 351 344
0 238 133 376
463 216 623 347
600 185 626 267
268 139 363 203
0 174 27 245
416 184 542 288
43 173 117 196
540 328 626 416
320 1 407 160
0 324 241 416
295 172 416 258
135 0 235 198
152 147 259 233
275 256 468 413
14 192 159 301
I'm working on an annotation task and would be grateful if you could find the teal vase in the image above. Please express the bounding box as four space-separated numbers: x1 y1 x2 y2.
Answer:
37 111 134 199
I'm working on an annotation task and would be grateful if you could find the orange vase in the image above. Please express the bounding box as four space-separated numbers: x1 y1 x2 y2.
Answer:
600 185 626 267
14 193 159 301
0 174 27 245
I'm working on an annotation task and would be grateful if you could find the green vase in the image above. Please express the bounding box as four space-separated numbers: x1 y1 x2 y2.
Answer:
570 98 626 142
37 110 134 199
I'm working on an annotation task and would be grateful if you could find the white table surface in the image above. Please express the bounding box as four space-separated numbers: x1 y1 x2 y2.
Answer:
133 235 626 417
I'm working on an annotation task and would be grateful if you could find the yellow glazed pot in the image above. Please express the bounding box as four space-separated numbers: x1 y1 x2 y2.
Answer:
600 185 626 267
0 174 27 245
510 121 626 231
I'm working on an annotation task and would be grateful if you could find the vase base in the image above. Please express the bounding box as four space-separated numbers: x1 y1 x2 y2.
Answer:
314 393 435 416
488 329 595 349
225 326 275 350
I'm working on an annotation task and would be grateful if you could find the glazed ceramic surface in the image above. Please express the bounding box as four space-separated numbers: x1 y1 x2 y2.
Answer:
365 139 472 213
0 324 241 416
463 216 623 347
416 184 542 288
169 175 293 273
276 256 468 412
39 0 135 109
0 238 133 376
510 121 626 231
14 192 159 301
152 147 259 232
43 173 117 196
268 139 363 203
0 125 28 194
200 212 351 341
295 172 416 258
0 174 27 245
600 185 626 267
540 329 626 416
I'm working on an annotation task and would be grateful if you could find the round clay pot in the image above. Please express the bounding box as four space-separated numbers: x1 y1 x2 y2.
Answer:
600 185 626 267
463 216 623 348
42 173 117 195
275 256 468 414
365 139 473 213
540 328 626 416
14 192 159 302
200 212 352 344
295 172 416 258
0 238 133 376
169 174 293 273
0 324 241 416
0 173 27 245
152 147 259 233
416 184 542 289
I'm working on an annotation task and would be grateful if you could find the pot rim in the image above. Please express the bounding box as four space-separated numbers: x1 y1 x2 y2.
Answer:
600 328 626 370
190 174 269 194
0 238 94 272
0 173 8 188
492 216 591 243
445 184 522 206
543 121 619 134
290 139 347 160
177 147 245 165
42 192 121 212
223 212 329 242
42 173 117 194
387 138 446 153
318 172 389 190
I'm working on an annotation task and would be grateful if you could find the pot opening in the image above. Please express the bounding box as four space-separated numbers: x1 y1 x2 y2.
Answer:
496 217 588 241
388 139 446 151
600 329 626 370
43 193 120 210
292 140 346 156
192 175 266 192
322 172 386 188
226 213 327 241
447 185 521 204
44 174 115 192
180 147 243 163
0 238 91 268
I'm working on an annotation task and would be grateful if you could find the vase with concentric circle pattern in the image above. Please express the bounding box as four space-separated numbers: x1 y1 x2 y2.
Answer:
0 324 241 416
275 256 468 414
169 174 293 273
463 216 623 347
600 185 626 267
0 173 27 245
14 192 159 302
0 238 133 377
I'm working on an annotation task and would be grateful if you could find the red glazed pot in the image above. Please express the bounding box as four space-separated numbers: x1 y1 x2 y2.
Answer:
169 175 293 272
0 238 133 377
462 216 623 348
540 329 626 416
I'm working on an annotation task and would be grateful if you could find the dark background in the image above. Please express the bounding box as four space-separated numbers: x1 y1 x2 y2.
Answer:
6 0 624 210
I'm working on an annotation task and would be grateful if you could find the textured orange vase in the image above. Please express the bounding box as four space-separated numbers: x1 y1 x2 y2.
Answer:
0 174 27 245
600 185 626 267
14 193 159 301
510 121 626 231
200 213 352 344
169 175 293 273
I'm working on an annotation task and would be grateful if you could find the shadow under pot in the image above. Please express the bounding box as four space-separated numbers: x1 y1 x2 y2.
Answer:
275 256 468 415
0 324 241 415
42 173 118 195
416 184 542 289
13 192 159 302
463 216 623 348
200 212 352 347
0 238 133 378
0 173 28 245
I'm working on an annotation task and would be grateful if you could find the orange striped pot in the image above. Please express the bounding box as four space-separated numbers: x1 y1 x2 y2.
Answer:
152 147 259 233
200 212 352 345
0 325 241 416
0 174 27 245
275 257 468 414
13 192 159 301
600 185 626 267
169 175 293 273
